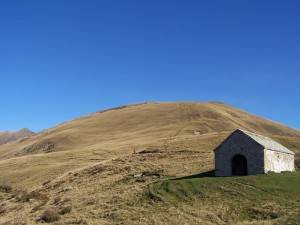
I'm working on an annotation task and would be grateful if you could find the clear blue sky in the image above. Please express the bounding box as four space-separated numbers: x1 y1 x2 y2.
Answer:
0 0 299 132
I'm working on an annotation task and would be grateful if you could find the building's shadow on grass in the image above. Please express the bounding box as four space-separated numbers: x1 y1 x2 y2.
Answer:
171 170 215 181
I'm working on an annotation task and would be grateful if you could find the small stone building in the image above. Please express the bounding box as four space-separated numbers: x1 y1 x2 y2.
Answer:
214 129 295 176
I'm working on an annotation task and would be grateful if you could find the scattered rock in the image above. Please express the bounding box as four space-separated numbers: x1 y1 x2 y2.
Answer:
23 141 55 154
193 130 201 135
134 171 161 182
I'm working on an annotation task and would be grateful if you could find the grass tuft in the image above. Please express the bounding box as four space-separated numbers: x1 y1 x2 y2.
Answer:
0 184 12 193
40 208 60 223
60 205 72 215
18 190 49 202
0 204 6 214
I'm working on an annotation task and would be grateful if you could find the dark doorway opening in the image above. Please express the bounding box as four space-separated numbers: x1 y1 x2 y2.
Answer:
232 154 248 176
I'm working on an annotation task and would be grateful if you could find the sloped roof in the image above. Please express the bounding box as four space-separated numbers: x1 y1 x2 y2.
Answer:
237 129 294 155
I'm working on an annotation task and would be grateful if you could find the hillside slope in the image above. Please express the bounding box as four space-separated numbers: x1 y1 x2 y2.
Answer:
0 102 299 159
0 102 299 224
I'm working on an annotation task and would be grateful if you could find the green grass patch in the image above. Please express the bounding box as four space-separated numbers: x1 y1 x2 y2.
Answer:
146 171 300 224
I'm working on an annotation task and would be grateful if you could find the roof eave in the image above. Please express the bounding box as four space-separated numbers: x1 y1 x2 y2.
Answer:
265 148 295 155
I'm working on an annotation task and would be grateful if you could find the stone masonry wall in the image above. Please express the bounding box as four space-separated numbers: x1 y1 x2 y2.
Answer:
264 149 295 173
215 131 265 176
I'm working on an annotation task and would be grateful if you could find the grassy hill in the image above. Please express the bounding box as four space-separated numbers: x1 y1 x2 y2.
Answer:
0 102 299 224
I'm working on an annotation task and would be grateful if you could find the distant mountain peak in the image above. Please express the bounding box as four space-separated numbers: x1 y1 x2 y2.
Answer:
0 128 35 145
17 128 34 134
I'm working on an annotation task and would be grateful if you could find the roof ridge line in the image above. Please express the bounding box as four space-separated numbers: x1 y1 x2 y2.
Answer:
237 128 275 140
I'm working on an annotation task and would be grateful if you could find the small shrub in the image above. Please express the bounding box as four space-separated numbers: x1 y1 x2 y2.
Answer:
68 219 87 224
60 205 72 215
53 180 65 188
62 198 71 203
89 166 105 176
41 208 60 223
0 184 12 193
248 206 280 220
139 147 161 154
42 180 51 186
0 204 6 214
18 191 49 202
32 201 47 212
53 197 62 205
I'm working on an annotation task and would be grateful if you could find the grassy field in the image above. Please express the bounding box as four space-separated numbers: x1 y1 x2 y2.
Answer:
0 102 299 224
145 172 300 224
0 134 299 224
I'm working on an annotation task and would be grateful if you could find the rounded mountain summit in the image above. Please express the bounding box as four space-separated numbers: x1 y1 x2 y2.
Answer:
0 102 299 159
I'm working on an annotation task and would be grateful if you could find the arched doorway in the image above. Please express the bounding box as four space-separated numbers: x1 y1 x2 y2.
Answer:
232 154 248 176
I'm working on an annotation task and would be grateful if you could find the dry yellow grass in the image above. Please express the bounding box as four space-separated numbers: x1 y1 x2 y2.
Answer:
0 102 299 224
